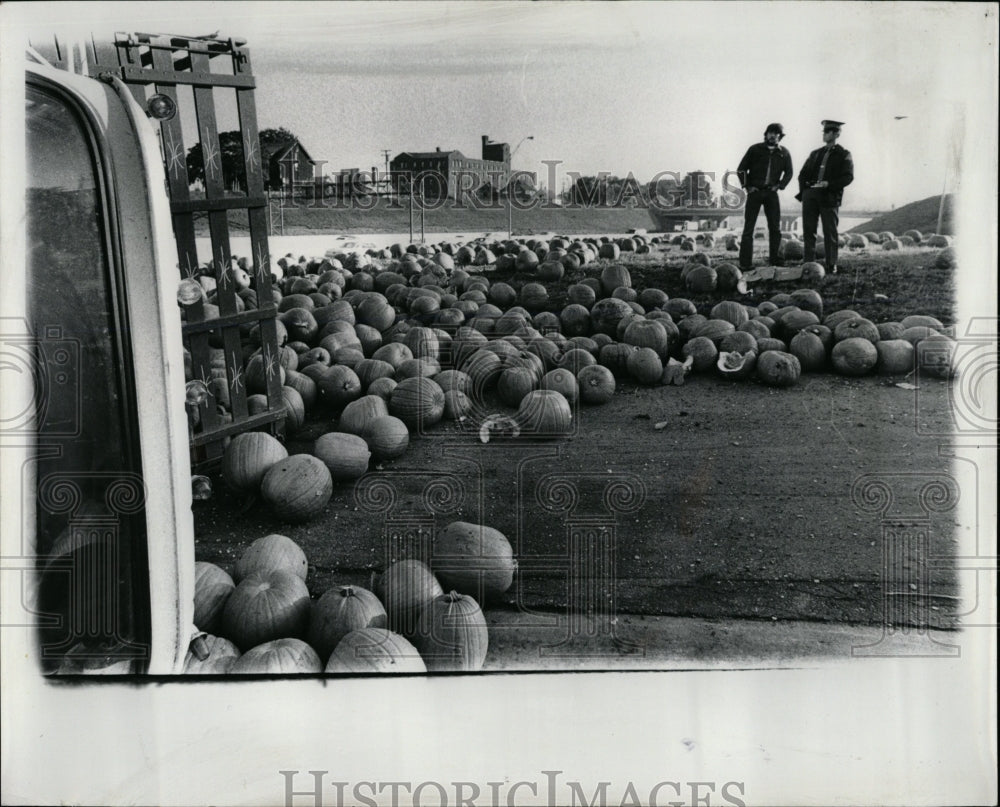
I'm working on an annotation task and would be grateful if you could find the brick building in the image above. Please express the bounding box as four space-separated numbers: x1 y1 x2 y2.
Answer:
390 135 533 200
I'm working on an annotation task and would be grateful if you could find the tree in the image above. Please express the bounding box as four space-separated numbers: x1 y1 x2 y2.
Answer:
186 127 297 192
680 171 716 208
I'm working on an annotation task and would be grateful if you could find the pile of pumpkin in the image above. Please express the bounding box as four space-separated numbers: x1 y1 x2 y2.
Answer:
186 234 957 524
187 523 515 674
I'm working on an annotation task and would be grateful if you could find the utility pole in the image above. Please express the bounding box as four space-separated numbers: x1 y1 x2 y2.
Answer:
382 149 391 201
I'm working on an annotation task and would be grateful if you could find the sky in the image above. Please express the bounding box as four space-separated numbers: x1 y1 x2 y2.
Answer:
4 1 997 210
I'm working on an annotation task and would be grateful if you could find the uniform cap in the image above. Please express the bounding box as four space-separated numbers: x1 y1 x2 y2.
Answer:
765 122 785 135
821 119 845 129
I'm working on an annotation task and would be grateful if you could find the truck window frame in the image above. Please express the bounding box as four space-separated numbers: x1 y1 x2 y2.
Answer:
27 74 152 674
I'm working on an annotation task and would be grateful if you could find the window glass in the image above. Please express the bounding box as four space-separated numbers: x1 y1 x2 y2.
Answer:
26 83 149 674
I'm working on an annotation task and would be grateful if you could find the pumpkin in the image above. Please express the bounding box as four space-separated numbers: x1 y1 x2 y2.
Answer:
756 350 801 387
789 289 824 319
356 294 397 331
313 432 371 481
600 264 631 296
221 433 288 496
638 288 669 310
577 364 616 404
515 248 540 272
831 337 878 375
376 559 444 637
316 365 362 410
234 533 308 583
260 455 334 523
780 309 821 341
395 357 441 381
338 395 389 437
435 370 471 395
244 353 285 394
487 282 517 308
681 336 719 373
389 376 446 429
710 301 750 329
715 263 744 292
284 370 318 411
823 309 862 330
222 569 311 650
280 385 306 434
834 317 880 345
685 265 717 293
442 390 473 421
183 633 241 674
279 307 319 344
432 521 515 603
716 349 757 380
590 298 633 337
623 319 670 360
626 347 663 385
877 322 905 342
899 326 939 347
598 342 637 378
900 314 944 331
366 415 410 461
693 319 736 346
414 591 489 672
308 585 387 663
515 389 572 437
876 339 916 375
193 561 235 633
717 331 757 355
230 637 322 674
461 349 504 394
540 368 579 405
756 337 787 354
372 342 413 369
598 242 621 260
404 327 440 361
567 284 597 308
790 330 828 372
739 319 772 342
664 298 697 319
915 334 956 379
520 283 548 311
324 628 426 674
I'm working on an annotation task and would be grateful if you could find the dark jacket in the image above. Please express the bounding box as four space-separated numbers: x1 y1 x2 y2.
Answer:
795 143 854 206
737 142 793 191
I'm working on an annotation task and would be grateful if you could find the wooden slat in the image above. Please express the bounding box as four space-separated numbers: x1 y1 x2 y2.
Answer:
235 45 284 437
180 305 277 335
170 196 266 214
118 65 255 89
147 37 199 281
189 410 285 447
191 49 249 422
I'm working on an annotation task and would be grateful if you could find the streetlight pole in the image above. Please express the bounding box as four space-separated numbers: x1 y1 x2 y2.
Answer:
508 135 534 239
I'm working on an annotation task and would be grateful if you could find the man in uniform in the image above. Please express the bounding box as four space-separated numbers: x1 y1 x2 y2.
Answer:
795 119 854 274
736 122 794 271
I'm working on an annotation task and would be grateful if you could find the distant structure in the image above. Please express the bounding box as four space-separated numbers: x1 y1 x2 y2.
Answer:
263 139 319 194
389 135 534 200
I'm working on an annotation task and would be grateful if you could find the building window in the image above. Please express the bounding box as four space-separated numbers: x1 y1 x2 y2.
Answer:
25 82 150 674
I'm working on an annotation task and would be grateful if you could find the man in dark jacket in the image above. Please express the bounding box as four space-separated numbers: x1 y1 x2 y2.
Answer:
796 119 854 273
736 122 794 271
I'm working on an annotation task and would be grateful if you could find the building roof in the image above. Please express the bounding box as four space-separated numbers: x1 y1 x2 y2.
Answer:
262 138 318 166
393 150 467 161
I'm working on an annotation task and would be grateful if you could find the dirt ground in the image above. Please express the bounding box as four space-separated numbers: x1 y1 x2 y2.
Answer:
193 369 960 634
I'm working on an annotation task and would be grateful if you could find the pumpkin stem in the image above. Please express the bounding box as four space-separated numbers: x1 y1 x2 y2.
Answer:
340 586 355 597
